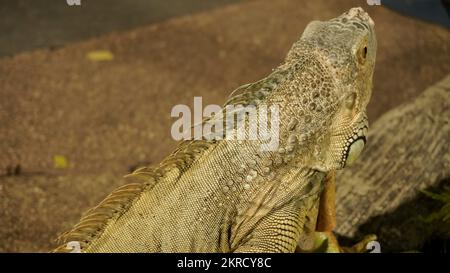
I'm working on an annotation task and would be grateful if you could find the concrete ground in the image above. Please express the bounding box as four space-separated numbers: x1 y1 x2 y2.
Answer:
0 0 242 57
0 0 449 252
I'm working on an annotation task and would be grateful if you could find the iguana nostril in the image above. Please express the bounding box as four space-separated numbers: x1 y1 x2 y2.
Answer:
343 7 374 27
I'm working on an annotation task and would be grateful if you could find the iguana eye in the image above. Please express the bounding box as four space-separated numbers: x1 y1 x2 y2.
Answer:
345 92 356 109
357 44 368 64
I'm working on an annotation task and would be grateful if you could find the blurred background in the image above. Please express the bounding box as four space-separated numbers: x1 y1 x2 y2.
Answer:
0 0 449 252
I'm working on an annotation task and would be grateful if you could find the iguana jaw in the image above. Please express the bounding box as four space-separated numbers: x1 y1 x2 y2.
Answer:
344 136 366 167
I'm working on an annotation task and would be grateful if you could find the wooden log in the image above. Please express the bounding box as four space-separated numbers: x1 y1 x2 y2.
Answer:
335 74 450 252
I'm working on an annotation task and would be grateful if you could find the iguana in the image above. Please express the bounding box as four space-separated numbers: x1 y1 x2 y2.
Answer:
54 7 377 253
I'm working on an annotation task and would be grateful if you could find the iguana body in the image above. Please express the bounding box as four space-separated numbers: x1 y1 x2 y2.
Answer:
54 7 376 253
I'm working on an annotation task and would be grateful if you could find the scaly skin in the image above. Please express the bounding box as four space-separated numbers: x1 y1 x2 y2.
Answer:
54 7 377 253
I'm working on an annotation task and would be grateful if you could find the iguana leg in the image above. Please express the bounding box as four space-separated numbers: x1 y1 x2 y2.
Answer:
232 172 376 253
313 171 377 253
316 171 337 232
233 202 316 253
314 171 340 252
340 234 378 253
295 171 340 253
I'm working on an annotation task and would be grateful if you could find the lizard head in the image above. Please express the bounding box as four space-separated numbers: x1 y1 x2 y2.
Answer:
289 7 377 171
313 7 376 170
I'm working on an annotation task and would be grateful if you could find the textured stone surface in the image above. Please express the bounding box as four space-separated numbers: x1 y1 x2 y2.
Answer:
336 75 450 252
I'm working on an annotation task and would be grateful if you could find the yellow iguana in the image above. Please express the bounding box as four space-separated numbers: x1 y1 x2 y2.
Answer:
54 7 377 253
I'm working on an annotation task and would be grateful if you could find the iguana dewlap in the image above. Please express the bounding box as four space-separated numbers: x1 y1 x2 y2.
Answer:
54 7 376 253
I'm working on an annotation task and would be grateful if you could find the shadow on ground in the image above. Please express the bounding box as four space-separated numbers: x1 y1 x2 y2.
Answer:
338 178 450 253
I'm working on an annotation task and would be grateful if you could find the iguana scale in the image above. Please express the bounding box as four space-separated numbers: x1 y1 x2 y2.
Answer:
54 7 377 253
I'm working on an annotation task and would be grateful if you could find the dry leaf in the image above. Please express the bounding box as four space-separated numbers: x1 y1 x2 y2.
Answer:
87 50 114 61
